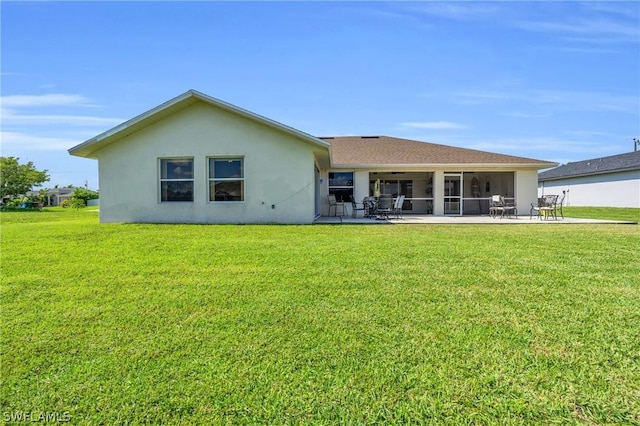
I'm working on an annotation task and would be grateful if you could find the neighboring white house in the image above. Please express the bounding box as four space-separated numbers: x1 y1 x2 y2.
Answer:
25 187 74 206
68 90 557 224
46 187 74 206
538 151 640 208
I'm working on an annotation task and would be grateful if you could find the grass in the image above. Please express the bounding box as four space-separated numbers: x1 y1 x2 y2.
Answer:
1 208 639 425
562 206 640 223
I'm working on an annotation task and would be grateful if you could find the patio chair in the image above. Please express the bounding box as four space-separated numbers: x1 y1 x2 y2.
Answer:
376 194 394 220
530 194 559 220
556 191 566 219
393 195 405 219
489 195 504 218
530 197 543 219
350 195 366 218
502 197 517 218
489 195 516 219
327 194 345 217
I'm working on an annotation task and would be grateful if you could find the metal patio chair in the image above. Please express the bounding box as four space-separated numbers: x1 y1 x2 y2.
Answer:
530 194 559 220
327 194 345 217
490 195 516 219
393 195 405 219
489 195 504 218
376 194 394 220
350 195 366 218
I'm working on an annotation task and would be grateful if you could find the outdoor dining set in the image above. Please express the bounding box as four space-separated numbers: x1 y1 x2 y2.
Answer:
327 192 565 220
530 193 565 220
327 194 405 220
488 193 565 220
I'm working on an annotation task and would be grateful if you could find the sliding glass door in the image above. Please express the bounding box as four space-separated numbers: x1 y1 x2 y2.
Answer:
369 179 413 211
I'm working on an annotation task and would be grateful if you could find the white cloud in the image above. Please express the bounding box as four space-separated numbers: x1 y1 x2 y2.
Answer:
0 93 121 153
407 2 639 45
452 88 638 113
408 3 500 21
451 90 513 105
1 108 123 127
515 15 640 44
464 137 620 158
582 2 640 20
0 131 84 152
535 90 638 112
499 111 550 119
400 121 468 130
1 94 92 108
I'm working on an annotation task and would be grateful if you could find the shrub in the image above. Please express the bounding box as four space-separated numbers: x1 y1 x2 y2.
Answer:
70 198 86 209
71 188 99 204
6 197 23 208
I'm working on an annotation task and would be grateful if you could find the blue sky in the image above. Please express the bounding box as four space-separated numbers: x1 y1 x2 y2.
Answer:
2 1 639 189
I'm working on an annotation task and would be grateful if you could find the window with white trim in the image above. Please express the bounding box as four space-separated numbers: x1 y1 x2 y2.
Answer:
160 158 194 202
209 158 244 202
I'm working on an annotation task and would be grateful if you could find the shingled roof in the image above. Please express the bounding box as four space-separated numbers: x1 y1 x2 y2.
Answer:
539 151 640 181
321 136 556 168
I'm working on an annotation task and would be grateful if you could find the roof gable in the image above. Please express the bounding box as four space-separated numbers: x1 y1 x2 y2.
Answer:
322 136 556 168
539 151 640 181
68 90 330 159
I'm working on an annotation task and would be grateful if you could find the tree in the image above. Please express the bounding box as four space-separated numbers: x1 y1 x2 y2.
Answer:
0 157 50 198
68 187 99 208
71 187 99 203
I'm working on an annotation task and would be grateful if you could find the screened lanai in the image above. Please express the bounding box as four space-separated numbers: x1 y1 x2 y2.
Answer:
368 171 515 215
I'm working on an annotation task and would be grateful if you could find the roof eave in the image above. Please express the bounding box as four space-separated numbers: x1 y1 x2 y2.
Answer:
330 162 558 169
540 165 640 181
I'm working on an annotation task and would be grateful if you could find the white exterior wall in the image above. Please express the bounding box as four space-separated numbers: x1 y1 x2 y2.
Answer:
540 170 640 207
96 102 321 223
353 171 370 202
515 170 539 213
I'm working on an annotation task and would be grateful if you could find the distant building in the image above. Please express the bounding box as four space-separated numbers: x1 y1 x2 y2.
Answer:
538 151 640 208
27 188 75 206
47 188 75 206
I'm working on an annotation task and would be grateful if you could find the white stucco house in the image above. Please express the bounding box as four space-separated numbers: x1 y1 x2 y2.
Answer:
25 187 74 206
68 90 557 224
46 187 75 206
538 151 640 208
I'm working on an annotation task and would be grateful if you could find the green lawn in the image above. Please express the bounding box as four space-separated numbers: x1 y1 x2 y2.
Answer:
562 206 640 223
1 208 639 425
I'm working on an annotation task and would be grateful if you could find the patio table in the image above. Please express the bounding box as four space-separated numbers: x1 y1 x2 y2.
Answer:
364 197 378 218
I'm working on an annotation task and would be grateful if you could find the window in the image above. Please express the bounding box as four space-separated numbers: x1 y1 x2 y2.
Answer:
209 158 244 202
160 158 194 202
328 172 353 202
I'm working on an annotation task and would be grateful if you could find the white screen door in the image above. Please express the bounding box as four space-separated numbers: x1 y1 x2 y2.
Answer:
444 174 462 215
